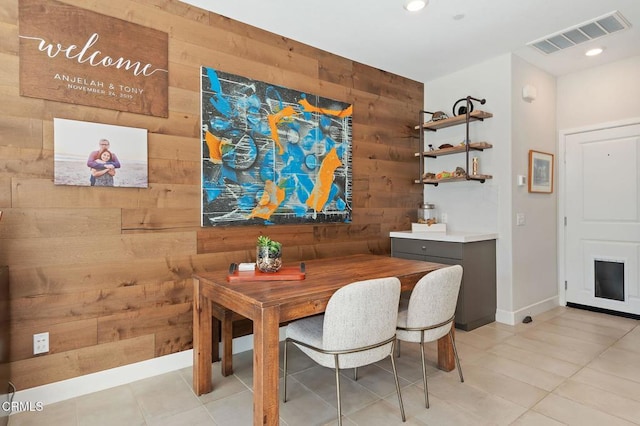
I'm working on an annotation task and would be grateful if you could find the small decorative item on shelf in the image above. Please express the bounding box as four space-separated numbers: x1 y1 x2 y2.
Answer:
256 235 283 273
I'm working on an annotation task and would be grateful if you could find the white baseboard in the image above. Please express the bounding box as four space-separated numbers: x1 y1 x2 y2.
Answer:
496 296 560 325
10 327 288 413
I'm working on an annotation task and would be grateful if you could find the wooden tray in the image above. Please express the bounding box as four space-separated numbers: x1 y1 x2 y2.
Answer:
226 263 306 282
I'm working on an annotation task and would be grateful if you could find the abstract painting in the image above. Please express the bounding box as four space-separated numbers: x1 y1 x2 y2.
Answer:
200 66 353 227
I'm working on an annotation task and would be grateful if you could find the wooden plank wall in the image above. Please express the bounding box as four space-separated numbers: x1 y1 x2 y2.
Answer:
0 0 423 390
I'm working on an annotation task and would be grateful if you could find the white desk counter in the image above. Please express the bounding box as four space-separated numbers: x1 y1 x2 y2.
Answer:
389 231 498 243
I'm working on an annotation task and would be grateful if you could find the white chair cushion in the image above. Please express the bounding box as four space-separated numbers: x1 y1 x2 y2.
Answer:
396 265 463 343
286 276 400 369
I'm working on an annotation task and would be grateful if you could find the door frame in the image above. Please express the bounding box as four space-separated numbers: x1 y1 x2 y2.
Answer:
558 117 640 307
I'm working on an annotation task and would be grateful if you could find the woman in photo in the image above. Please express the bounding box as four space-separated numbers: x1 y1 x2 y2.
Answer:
91 150 117 187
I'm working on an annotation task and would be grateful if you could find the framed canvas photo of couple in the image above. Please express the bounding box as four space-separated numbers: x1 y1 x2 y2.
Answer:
53 118 148 188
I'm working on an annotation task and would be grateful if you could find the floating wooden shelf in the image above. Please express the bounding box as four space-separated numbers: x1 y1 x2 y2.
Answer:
415 98 493 186
415 142 493 158
415 110 493 131
414 174 493 186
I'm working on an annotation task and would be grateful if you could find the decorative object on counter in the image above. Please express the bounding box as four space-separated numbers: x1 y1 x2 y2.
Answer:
411 222 446 232
453 167 466 177
417 203 437 224
256 235 283 272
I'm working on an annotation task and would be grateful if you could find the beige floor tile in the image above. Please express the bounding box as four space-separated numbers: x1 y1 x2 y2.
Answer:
487 341 582 378
76 384 145 426
505 334 598 366
342 363 411 398
179 365 251 404
560 309 637 332
203 389 254 426
455 327 513 351
291 365 381 416
9 307 639 426
571 367 640 403
147 405 215 426
8 399 77 426
388 386 488 426
427 373 528 425
461 364 547 408
536 321 620 346
588 347 640 384
553 379 640 424
346 399 423 426
471 352 565 392
520 328 608 358
129 370 202 423
612 326 640 354
533 393 636 426
509 410 566 426
280 376 337 426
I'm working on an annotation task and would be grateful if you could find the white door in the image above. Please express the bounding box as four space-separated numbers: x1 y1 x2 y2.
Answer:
564 122 640 315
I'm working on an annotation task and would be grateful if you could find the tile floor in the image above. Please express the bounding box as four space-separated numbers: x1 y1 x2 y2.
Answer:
8 306 640 425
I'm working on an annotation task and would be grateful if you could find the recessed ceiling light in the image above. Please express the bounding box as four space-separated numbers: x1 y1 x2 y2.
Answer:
404 0 428 12
585 47 604 56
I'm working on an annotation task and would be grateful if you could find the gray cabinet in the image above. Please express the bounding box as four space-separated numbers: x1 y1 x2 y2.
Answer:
391 238 496 331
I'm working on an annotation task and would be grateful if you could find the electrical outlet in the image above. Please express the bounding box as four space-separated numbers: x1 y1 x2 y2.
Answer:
516 213 526 226
33 332 49 355
441 213 448 224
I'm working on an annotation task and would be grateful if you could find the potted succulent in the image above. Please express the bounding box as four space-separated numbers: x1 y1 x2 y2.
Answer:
256 235 283 272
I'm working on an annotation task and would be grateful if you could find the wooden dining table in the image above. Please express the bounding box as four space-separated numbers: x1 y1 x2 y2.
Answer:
192 253 454 425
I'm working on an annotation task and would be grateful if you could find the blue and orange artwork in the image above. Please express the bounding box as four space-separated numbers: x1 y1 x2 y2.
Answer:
200 66 353 227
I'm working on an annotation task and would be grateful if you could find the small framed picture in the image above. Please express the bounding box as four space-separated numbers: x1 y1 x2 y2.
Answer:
528 150 554 193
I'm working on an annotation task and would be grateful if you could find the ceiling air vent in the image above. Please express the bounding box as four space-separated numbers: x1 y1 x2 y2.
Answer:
528 11 630 55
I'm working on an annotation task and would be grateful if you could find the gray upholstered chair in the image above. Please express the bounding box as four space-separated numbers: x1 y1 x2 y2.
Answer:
396 265 464 408
283 277 406 425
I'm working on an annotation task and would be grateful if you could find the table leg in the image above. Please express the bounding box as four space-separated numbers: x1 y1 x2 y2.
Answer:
252 305 280 426
193 278 213 395
437 324 455 372
212 315 220 363
221 308 234 376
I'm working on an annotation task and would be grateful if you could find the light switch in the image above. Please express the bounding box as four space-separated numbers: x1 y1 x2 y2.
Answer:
516 213 526 226
517 175 526 186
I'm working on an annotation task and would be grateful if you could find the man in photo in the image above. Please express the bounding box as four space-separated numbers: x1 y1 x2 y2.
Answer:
87 138 121 186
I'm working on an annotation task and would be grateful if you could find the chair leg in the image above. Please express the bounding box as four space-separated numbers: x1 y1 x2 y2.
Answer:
334 355 342 426
389 341 406 422
449 330 464 383
354 367 358 381
396 339 401 357
420 339 429 408
283 339 289 402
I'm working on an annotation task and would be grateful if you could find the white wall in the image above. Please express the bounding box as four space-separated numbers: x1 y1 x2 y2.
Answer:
511 55 559 320
424 54 562 324
423 54 514 320
558 55 640 130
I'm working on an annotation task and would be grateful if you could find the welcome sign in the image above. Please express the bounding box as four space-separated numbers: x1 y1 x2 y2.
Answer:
19 0 169 117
